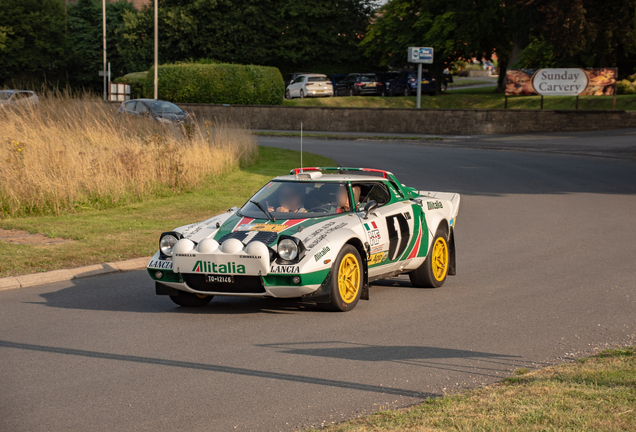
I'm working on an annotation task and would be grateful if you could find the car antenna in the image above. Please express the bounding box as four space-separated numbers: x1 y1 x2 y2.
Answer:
300 122 303 173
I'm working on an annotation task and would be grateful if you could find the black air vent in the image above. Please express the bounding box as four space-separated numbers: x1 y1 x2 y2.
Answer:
218 231 278 246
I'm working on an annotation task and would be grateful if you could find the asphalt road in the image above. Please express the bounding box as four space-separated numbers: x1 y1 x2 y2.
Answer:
2 131 636 431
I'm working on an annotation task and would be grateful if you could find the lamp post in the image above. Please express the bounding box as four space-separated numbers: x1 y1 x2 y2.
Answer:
103 0 107 101
154 0 158 99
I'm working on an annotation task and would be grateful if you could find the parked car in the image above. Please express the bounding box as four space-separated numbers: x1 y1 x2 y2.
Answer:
328 74 349 96
117 99 192 125
0 90 39 107
390 70 437 96
283 72 313 89
148 167 460 311
334 74 383 96
285 74 333 99
375 71 400 96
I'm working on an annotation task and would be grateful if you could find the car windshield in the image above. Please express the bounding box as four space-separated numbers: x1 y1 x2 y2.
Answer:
308 76 329 82
146 100 184 114
361 75 378 82
240 181 352 219
0 91 13 100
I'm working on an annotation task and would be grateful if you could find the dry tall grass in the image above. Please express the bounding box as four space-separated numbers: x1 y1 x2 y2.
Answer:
0 92 257 217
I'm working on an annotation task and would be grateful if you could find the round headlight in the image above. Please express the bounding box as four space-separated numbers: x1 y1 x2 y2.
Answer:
278 239 298 261
160 234 178 256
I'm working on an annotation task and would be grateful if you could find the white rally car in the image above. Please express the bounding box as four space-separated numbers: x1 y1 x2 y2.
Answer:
148 167 460 312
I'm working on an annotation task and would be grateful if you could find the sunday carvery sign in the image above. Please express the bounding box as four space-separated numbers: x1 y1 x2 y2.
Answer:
506 68 617 96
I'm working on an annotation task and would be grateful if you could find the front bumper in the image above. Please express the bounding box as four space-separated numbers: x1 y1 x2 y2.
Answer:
148 251 325 298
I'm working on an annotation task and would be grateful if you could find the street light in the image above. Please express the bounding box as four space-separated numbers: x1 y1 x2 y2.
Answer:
103 0 107 101
154 0 158 99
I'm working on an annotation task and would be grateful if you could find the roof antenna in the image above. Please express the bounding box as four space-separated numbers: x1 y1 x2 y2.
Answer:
300 122 303 173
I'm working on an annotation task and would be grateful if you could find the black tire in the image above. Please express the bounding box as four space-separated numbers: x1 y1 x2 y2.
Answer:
321 245 363 312
349 88 354 97
409 229 449 288
300 89 305 98
285 89 291 99
170 291 213 307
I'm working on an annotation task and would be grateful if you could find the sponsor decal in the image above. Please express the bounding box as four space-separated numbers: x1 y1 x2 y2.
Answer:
368 251 388 266
364 221 381 246
182 216 224 237
427 201 443 210
386 213 411 261
175 253 196 257
314 246 330 262
370 244 385 253
302 221 336 243
192 261 246 274
270 264 300 274
404 212 411 220
239 255 262 259
148 260 173 270
306 223 348 249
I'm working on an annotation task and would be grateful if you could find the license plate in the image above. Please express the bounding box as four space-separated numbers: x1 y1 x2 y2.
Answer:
316 90 324 93
206 275 234 283
421 80 429 84
367 83 376 87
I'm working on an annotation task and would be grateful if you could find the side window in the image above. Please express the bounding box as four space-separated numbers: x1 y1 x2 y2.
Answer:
354 182 391 208
136 102 149 113
292 76 303 84
123 101 134 111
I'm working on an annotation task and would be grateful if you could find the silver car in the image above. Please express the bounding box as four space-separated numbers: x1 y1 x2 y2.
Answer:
0 90 39 107
285 74 333 99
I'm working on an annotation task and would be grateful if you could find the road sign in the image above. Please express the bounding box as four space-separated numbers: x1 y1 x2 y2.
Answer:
408 47 434 64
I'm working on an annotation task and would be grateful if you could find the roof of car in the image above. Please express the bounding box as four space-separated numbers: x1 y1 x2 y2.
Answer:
275 174 389 182
299 73 327 77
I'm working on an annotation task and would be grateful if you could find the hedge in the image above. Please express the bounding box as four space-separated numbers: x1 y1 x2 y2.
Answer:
617 73 636 95
113 72 147 99
143 63 284 105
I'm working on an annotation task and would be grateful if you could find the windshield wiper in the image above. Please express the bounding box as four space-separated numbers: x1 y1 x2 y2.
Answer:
250 200 275 222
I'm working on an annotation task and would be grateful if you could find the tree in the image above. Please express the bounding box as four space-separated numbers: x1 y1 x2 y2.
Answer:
116 0 376 75
360 0 506 89
65 0 136 91
0 0 66 86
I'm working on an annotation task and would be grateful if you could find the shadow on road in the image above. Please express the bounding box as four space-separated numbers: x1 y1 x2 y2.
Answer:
30 272 417 314
0 339 437 399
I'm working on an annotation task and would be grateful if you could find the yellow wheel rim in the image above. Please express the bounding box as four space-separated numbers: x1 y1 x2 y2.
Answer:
338 253 360 303
195 293 208 299
431 237 449 282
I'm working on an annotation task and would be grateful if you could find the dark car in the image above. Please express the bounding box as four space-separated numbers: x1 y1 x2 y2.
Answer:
283 72 313 89
117 99 192 125
334 74 384 96
390 70 437 96
375 71 400 96
327 74 349 96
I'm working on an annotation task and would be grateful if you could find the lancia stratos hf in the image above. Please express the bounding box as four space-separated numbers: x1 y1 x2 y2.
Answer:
148 167 460 311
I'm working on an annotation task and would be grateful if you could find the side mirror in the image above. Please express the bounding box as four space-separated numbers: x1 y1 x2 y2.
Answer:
363 200 378 219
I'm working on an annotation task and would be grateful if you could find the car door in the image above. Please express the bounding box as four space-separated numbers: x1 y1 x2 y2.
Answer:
290 76 303 97
355 182 415 278
337 75 352 96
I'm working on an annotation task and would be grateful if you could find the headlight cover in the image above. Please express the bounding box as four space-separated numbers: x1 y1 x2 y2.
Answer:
278 238 298 261
160 234 179 257
276 236 305 263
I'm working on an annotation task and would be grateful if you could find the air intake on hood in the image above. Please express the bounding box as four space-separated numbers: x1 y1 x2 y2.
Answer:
218 231 278 246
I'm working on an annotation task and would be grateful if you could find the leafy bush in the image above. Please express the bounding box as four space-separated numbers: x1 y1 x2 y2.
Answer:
143 63 284 105
114 71 147 99
617 73 636 95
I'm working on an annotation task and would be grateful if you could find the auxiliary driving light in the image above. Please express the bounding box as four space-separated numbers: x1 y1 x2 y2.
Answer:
155 271 163 280
292 276 301 284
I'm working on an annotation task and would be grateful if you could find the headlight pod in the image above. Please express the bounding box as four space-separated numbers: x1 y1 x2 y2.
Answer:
159 231 183 257
276 236 305 263
278 239 298 261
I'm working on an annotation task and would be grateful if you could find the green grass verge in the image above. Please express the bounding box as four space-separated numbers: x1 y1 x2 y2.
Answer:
283 92 636 111
313 347 636 432
0 147 336 277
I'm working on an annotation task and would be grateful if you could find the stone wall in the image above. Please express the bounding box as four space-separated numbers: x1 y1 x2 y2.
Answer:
180 104 636 135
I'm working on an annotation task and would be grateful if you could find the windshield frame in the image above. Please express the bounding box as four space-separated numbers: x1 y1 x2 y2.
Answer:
238 180 353 220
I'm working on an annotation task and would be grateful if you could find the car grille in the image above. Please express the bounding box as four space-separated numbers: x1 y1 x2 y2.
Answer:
182 274 266 294
218 231 278 246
